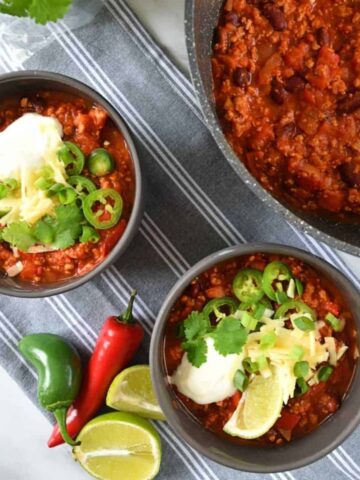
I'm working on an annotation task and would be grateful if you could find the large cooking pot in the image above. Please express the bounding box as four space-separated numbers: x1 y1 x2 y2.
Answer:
185 0 360 256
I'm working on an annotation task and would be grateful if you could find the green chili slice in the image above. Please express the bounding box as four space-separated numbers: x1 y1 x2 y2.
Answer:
83 188 123 229
80 225 100 244
68 175 97 196
296 377 309 396
262 261 293 301
58 142 85 175
274 300 316 321
59 188 77 205
87 148 115 177
233 268 264 304
318 365 333 382
202 297 239 320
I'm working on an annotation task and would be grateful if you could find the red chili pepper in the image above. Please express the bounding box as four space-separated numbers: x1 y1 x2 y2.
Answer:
47 291 144 448
275 411 301 431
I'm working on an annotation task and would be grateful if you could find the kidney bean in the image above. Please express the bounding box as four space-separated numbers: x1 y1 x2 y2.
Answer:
270 78 287 105
285 75 306 93
233 67 252 87
340 160 360 186
337 91 360 114
262 3 287 31
316 27 330 46
225 11 240 26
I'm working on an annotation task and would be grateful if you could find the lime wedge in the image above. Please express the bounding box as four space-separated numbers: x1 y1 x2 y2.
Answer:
223 373 283 439
73 412 161 480
106 365 165 420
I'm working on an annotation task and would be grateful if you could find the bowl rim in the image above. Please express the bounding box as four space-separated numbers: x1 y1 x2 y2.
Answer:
150 243 360 472
184 0 360 256
0 70 143 298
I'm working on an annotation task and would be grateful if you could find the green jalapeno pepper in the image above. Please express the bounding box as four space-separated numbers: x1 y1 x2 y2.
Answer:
68 175 97 196
83 188 123 229
262 261 293 301
58 142 85 176
87 148 115 177
239 296 272 313
232 268 264 304
18 333 82 447
203 297 239 320
274 300 316 321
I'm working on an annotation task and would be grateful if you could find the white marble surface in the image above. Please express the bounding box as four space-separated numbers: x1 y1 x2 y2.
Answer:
0 1 359 479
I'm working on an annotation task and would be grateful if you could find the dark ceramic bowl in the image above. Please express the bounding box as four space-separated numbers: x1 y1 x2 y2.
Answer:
185 0 360 256
151 244 360 472
0 71 143 298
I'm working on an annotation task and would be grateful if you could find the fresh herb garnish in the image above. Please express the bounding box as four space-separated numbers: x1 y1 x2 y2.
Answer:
183 311 211 341
181 338 208 368
293 361 309 378
2 221 35 251
293 316 315 332
211 317 248 356
0 0 73 25
318 365 333 382
260 331 277 350
289 345 305 361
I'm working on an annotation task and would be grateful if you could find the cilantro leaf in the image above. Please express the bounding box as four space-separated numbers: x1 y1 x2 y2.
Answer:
2 221 36 252
212 317 248 356
183 311 211 341
0 0 72 24
182 338 208 368
50 204 84 249
32 219 54 245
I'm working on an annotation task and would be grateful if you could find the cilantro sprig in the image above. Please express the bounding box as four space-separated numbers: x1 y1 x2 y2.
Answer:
0 0 73 25
179 311 248 368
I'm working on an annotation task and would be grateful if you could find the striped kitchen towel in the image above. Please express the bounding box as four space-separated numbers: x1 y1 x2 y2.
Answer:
0 1 359 479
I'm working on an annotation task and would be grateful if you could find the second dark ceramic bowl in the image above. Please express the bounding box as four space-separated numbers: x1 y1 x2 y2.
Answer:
150 244 360 473
0 71 143 297
185 0 360 256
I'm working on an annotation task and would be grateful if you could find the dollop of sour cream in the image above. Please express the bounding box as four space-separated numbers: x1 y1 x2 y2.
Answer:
171 337 243 405
0 113 64 181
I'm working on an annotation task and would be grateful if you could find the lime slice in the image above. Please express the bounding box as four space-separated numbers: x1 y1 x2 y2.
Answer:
106 365 165 420
223 373 283 439
73 412 161 480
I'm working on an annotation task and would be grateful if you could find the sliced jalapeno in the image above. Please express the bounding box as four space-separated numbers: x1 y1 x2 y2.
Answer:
262 261 293 301
232 268 264 304
274 300 316 321
83 188 123 229
239 296 272 313
68 175 97 196
203 297 239 320
58 142 85 176
87 148 115 177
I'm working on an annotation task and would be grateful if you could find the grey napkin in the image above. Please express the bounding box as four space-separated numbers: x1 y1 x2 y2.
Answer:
0 1 359 479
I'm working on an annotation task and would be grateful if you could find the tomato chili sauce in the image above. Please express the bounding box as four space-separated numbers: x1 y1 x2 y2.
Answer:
163 254 358 446
0 91 135 283
212 0 360 220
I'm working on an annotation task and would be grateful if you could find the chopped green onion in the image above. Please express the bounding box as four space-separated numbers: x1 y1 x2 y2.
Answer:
318 365 333 382
241 311 258 331
325 313 344 332
243 357 259 374
275 291 288 304
0 184 9 199
286 278 295 298
47 183 66 197
233 369 249 392
296 377 309 395
34 177 54 191
253 303 266 320
58 188 77 205
289 345 305 361
293 316 315 332
260 331 277 350
257 355 268 371
4 178 19 191
32 219 54 245
294 361 309 378
80 225 100 244
295 278 304 297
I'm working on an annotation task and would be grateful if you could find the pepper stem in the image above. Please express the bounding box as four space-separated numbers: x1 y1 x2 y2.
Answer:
117 290 137 324
53 408 80 447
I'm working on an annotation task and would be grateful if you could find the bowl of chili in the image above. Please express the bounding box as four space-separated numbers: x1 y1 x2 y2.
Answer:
150 244 360 472
185 0 360 255
0 71 143 297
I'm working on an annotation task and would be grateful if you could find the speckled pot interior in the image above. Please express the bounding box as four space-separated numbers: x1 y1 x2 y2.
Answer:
150 244 360 472
0 71 143 298
185 0 360 256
